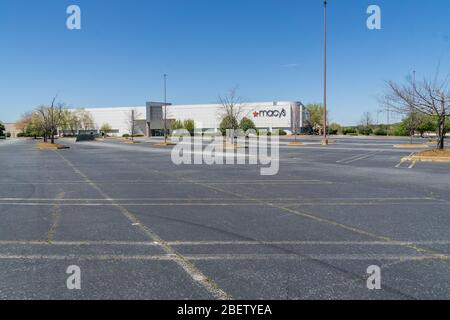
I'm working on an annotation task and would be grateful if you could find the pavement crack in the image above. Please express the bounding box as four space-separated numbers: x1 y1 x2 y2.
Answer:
53 151 232 301
46 192 64 244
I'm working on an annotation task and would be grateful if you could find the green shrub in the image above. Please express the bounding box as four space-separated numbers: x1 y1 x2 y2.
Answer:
328 123 342 135
358 126 373 136
172 120 184 130
343 127 357 135
328 129 338 135
270 130 286 136
389 124 408 136
219 115 239 136
239 117 257 132
183 119 195 136
100 123 112 135
373 128 388 136
122 134 143 138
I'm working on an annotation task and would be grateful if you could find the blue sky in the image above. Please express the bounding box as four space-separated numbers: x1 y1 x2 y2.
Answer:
0 0 449 125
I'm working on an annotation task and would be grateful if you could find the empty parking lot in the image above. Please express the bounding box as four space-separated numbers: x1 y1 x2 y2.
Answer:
0 137 449 299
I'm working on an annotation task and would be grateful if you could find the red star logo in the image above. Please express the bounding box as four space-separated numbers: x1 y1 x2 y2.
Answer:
253 111 259 117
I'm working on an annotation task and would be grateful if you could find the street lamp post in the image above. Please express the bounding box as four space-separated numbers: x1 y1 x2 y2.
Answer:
322 0 328 145
411 70 416 144
387 106 390 136
164 74 168 144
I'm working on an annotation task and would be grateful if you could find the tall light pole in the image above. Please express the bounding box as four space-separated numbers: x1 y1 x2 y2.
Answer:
410 70 416 144
322 0 328 145
377 109 382 125
387 106 390 136
164 74 168 144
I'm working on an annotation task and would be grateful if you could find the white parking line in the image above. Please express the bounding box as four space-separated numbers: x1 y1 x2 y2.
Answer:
343 151 381 164
0 240 159 246
395 161 404 168
0 197 435 202
0 253 442 262
336 151 380 164
0 201 440 207
54 150 231 300
168 240 450 246
0 254 175 261
409 161 417 169
0 239 450 247
0 179 329 185
395 153 415 168
185 254 442 262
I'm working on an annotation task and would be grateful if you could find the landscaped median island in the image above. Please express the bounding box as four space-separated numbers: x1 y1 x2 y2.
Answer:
402 149 450 163
153 141 177 147
393 144 429 149
123 139 141 144
288 141 304 146
35 142 69 150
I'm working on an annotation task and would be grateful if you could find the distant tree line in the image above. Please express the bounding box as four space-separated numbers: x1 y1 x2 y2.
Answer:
16 100 95 143
0 122 5 138
303 101 450 143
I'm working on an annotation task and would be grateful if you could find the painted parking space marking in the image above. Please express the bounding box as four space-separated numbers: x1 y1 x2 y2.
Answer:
408 161 417 169
395 153 416 168
0 196 435 202
0 179 331 185
182 181 450 262
0 201 440 207
336 151 381 164
2 139 449 299
1 239 450 247
0 253 442 262
2 196 435 207
53 150 232 300
395 161 404 168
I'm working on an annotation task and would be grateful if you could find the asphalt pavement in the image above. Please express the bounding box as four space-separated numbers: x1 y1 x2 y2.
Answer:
0 137 449 299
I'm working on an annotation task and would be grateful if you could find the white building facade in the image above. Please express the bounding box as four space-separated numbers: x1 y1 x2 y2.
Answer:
73 101 307 137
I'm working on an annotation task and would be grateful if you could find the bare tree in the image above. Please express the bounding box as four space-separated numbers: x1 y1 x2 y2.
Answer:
125 108 142 141
49 99 64 144
34 107 50 142
384 73 450 149
15 112 33 134
31 96 67 143
218 87 244 142
360 112 374 128
76 109 95 131
305 104 329 135
60 109 81 136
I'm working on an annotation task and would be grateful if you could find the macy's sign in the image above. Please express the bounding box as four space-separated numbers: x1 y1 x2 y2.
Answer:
252 108 287 119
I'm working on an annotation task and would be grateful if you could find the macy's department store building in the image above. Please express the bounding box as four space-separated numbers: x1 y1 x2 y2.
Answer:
77 101 308 137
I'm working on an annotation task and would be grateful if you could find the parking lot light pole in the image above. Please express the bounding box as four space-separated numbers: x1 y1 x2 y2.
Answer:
164 74 168 144
411 70 416 144
322 0 328 146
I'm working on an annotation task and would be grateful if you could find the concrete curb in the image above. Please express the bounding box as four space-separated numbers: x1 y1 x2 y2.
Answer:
35 145 70 150
287 142 305 146
402 156 450 163
34 142 70 150
394 144 429 149
154 142 177 147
